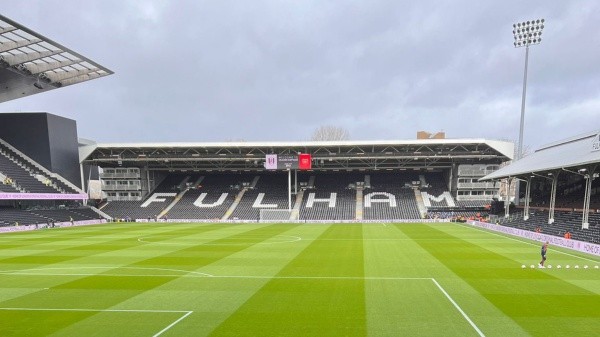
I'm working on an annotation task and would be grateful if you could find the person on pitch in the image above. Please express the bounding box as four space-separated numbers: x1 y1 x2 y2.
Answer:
539 242 549 268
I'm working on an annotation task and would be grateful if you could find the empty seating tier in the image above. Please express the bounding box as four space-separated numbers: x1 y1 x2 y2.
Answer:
229 174 291 220
363 172 420 220
167 173 254 220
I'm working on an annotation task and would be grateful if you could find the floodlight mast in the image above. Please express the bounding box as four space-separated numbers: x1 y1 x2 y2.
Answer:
512 19 545 206
513 19 544 161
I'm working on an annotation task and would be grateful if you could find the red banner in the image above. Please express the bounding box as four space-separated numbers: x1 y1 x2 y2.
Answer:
298 153 312 170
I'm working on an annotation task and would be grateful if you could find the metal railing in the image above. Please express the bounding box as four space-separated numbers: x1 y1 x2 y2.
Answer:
457 182 499 189
100 173 141 179
101 183 141 191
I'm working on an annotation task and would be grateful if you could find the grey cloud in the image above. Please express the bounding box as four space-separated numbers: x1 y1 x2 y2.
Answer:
0 0 598 149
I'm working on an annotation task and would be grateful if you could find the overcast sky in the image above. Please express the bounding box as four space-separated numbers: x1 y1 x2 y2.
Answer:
1 1 599 150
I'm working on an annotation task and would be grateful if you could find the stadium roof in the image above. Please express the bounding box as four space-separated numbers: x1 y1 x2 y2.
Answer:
482 130 600 180
82 138 514 171
0 14 113 103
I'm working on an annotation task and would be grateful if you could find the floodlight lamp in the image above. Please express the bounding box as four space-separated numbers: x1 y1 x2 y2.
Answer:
541 18 545 23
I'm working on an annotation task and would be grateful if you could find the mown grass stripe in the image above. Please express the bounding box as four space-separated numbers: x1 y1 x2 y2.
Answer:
0 223 597 336
210 224 367 336
401 224 600 336
0 223 297 336
363 223 485 336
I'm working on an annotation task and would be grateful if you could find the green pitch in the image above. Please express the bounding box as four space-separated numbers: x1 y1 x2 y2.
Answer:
0 223 598 336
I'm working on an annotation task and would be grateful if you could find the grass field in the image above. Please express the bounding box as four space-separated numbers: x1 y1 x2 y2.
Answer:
0 222 598 336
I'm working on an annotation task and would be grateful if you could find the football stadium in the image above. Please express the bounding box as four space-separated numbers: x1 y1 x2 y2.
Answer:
1 9 599 337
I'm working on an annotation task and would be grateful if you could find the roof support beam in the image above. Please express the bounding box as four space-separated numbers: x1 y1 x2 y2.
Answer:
42 67 99 83
0 26 17 34
0 38 42 53
0 49 60 66
23 58 81 74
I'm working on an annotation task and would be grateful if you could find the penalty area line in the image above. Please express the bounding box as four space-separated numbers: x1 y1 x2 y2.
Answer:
430 279 485 337
0 271 430 281
153 310 193 337
0 307 193 337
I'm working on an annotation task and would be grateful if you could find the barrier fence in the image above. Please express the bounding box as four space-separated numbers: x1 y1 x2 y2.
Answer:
0 219 107 234
467 220 600 257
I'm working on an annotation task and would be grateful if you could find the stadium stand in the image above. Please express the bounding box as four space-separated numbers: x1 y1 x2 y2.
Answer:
529 177 600 210
483 173 599 245
229 173 292 220
420 172 452 205
30 207 101 223
299 173 361 221
363 172 421 220
101 174 185 220
0 206 101 227
0 207 46 226
494 210 600 244
167 173 253 220
0 141 77 194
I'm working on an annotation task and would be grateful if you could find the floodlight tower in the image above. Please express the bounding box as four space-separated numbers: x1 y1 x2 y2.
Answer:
513 19 545 161
512 19 545 208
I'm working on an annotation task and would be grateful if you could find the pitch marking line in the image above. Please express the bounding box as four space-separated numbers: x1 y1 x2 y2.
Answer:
137 234 302 246
0 266 214 277
0 266 429 281
0 271 484 336
152 310 193 337
0 307 193 337
454 223 599 263
0 270 484 336
431 278 485 337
